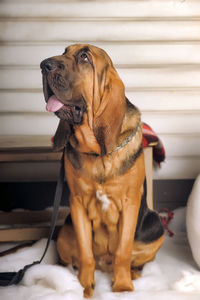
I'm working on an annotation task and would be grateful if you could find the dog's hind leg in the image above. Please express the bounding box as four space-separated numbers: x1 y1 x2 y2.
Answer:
130 208 164 279
57 215 80 270
130 234 164 279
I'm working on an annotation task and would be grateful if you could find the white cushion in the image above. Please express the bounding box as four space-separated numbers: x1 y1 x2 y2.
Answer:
186 174 200 269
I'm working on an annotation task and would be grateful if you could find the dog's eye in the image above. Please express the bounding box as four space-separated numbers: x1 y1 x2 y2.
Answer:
80 52 89 62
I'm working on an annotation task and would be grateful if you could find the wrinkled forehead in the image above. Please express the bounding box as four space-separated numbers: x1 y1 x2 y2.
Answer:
64 44 112 65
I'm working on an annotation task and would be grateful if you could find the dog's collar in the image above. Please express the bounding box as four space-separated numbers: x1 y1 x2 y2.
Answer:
79 122 141 157
108 122 140 155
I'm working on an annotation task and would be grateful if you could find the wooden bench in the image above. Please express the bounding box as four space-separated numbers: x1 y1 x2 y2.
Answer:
0 135 154 242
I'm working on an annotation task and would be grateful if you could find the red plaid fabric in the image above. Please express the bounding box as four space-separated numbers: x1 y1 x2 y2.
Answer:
159 209 174 237
142 122 165 165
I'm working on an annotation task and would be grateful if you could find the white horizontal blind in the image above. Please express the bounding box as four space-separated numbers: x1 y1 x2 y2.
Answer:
0 0 200 180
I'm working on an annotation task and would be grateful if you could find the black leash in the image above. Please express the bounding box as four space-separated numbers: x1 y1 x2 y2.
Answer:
0 149 65 286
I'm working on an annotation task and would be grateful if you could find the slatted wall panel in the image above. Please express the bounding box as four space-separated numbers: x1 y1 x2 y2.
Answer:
0 0 200 180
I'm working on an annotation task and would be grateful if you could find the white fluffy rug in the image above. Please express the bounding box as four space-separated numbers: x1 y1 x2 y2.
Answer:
0 207 200 300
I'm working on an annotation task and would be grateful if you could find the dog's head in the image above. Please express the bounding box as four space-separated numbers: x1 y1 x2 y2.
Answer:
41 44 126 153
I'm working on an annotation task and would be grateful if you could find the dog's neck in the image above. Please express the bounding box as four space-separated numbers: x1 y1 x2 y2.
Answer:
70 114 102 155
69 99 141 157
108 121 140 155
69 118 141 157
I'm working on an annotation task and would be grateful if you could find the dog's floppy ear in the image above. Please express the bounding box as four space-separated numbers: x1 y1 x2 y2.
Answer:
53 120 71 152
93 68 126 155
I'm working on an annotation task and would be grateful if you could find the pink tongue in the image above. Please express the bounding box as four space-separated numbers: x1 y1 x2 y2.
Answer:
46 95 64 112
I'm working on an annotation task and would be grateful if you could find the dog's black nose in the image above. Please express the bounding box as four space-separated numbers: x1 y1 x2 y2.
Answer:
40 59 56 73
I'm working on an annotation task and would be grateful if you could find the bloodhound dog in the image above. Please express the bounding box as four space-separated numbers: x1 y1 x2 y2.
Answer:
40 44 164 298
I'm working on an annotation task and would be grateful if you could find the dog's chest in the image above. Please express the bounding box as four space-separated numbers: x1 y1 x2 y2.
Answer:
80 152 124 184
84 181 123 234
96 190 111 211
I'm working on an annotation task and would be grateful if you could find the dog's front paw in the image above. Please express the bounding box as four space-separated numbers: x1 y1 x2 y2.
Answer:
78 264 95 298
112 279 134 293
83 283 95 298
112 267 134 292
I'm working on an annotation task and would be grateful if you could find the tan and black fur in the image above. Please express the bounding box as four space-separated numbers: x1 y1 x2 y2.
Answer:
40 44 164 298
